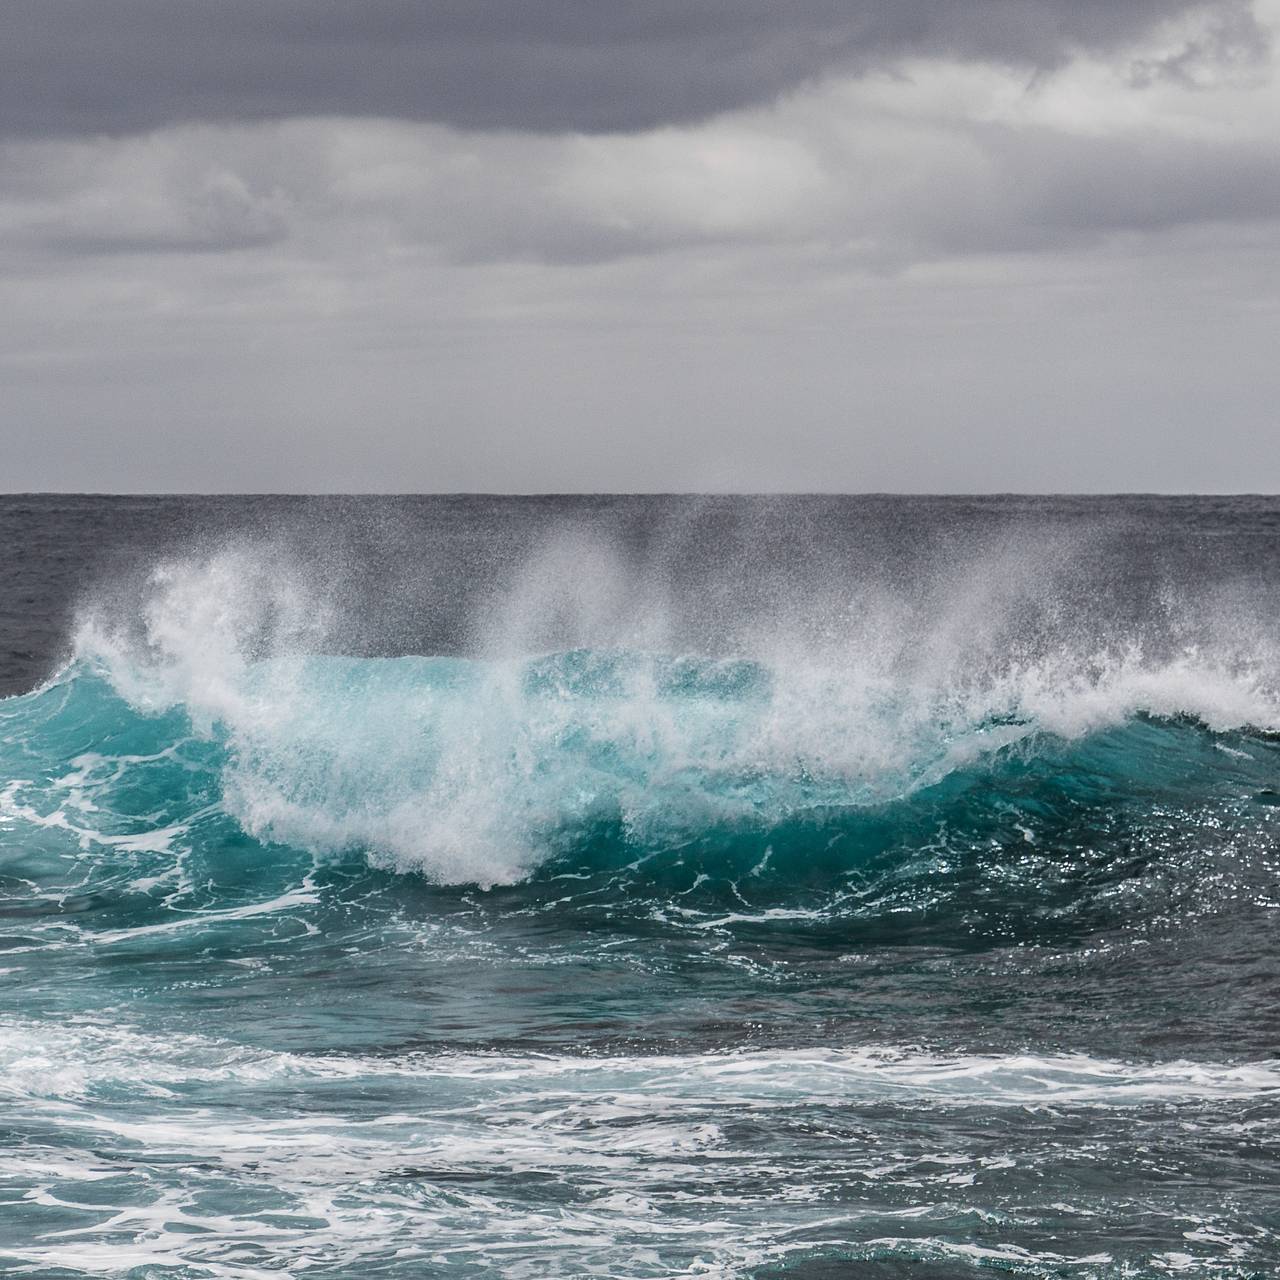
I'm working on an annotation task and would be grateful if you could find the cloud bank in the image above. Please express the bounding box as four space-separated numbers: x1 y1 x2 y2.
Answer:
0 0 1277 490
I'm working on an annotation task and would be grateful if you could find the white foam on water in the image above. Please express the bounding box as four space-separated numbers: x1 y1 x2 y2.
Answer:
88 882 322 944
5 1019 1278 1106
3 1019 1274 1278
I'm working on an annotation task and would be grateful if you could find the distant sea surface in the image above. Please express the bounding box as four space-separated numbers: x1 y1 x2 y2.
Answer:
1 494 1277 1278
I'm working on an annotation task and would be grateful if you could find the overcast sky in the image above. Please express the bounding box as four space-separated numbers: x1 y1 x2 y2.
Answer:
2 0 1278 491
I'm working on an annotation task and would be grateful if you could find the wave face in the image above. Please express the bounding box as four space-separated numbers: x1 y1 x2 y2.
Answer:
9 644 1280 918
2 495 1280 1278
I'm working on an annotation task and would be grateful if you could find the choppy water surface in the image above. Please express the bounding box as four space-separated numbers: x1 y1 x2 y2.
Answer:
0 496 1277 1277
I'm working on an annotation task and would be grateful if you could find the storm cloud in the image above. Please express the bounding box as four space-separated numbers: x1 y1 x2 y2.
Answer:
1 0 1278 491
2 0 1266 137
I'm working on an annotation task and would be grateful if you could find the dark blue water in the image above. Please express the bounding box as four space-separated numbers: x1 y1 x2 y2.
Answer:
1 496 1277 1277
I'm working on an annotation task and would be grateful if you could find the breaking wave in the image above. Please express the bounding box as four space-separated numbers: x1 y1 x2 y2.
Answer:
4 540 1278 895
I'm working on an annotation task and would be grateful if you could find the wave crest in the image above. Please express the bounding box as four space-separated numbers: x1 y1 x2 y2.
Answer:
17 542 1272 885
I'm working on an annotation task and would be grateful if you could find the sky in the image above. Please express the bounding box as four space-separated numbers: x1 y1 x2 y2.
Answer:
2 0 1278 492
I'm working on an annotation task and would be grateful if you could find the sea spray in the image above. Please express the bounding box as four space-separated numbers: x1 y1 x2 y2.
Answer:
53 534 1280 885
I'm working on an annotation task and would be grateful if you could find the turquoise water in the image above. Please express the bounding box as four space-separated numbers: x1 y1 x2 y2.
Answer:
2 501 1279 1276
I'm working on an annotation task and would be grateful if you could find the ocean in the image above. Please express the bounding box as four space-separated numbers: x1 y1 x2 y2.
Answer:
0 494 1276 1278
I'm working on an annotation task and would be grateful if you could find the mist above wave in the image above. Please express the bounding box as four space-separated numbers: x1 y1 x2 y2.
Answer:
56 516 1280 885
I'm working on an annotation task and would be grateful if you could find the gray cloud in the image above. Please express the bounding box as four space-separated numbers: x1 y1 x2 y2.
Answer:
5 48 1279 271
2 1 1278 494
1 0 1264 138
